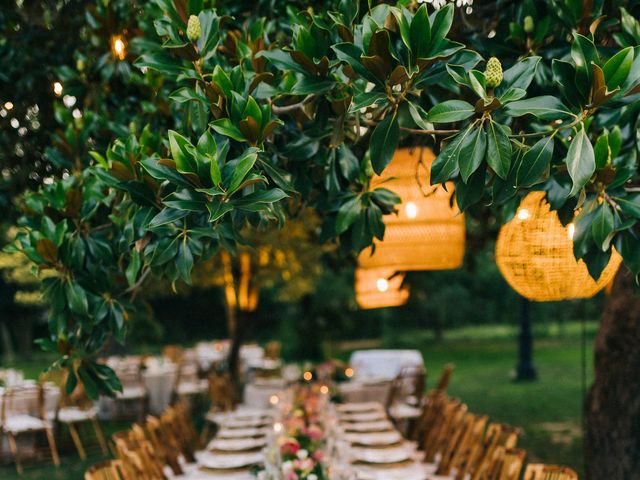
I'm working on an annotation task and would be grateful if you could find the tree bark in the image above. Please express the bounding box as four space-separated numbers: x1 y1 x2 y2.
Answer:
227 309 247 390
585 270 640 480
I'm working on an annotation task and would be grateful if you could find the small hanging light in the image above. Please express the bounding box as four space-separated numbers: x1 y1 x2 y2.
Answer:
358 147 465 271
355 268 409 309
53 82 63 96
111 35 127 61
496 191 622 301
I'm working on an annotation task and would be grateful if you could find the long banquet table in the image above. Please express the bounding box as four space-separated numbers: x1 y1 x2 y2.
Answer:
190 387 431 480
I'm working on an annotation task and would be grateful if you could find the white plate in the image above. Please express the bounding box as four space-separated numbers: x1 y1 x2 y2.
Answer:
353 463 426 480
338 402 383 413
343 420 394 433
341 411 387 422
208 437 267 452
353 446 411 464
217 427 266 438
223 417 271 429
196 451 263 470
344 430 402 446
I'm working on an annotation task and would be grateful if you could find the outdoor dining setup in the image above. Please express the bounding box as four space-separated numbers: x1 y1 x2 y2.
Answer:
78 350 578 480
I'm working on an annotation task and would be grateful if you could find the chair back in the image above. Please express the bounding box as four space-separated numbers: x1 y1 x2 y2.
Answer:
208 371 236 412
424 398 467 462
468 423 521 480
436 363 455 392
85 460 126 480
438 413 488 476
145 415 183 475
264 341 281 360
524 464 579 480
385 365 426 410
1 384 44 421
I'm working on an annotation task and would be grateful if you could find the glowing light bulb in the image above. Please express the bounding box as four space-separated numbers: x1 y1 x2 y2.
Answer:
112 35 126 60
517 209 531 221
567 223 575 240
303 371 313 381
344 367 354 378
405 201 418 219
273 422 283 433
376 277 389 292
269 395 279 405
320 385 329 395
53 82 63 96
4 102 13 110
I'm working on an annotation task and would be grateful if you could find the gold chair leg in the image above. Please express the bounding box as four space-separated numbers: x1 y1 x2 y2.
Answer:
68 423 86 460
91 417 109 455
7 432 22 475
45 427 61 466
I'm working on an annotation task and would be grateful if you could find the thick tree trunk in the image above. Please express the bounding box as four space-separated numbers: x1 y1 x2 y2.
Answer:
585 270 640 480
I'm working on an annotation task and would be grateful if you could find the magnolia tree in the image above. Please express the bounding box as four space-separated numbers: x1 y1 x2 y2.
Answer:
6 0 640 476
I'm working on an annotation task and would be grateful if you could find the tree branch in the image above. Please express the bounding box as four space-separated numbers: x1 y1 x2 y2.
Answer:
271 95 314 114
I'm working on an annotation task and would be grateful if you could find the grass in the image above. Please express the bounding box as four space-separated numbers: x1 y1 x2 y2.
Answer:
380 322 594 477
0 322 594 478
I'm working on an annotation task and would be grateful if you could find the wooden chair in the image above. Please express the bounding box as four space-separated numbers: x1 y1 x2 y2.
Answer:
113 432 167 480
476 447 526 480
435 413 488 477
424 398 468 464
85 460 126 480
51 370 108 460
143 416 183 475
161 405 199 463
435 363 455 392
386 365 427 435
524 464 579 480
202 371 238 441
469 423 521 480
1 384 60 474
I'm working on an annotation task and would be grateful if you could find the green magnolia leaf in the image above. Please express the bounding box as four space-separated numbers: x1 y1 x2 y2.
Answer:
206 202 234 222
459 126 487 183
409 4 430 59
332 43 380 84
498 87 526 104
504 96 572 120
169 87 208 104
615 195 640 218
516 136 554 187
455 167 486 210
431 127 472 184
336 196 362 234
125 249 141 287
593 133 610 169
499 56 541 91
370 113 399 174
566 128 595 197
210 119 246 142
571 33 599 97
232 188 288 208
603 47 634 90
66 281 88 315
616 231 640 275
148 208 190 228
168 130 197 173
591 203 615 251
176 240 194 284
468 70 487 101
486 121 512 179
227 149 259 194
426 100 475 123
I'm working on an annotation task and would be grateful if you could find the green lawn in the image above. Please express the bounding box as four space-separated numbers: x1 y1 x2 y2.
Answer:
0 323 593 478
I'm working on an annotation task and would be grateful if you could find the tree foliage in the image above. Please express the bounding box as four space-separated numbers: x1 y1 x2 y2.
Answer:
4 0 640 396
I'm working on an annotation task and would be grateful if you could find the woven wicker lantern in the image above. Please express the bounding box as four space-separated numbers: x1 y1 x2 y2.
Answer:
496 191 622 301
358 147 465 271
355 268 409 309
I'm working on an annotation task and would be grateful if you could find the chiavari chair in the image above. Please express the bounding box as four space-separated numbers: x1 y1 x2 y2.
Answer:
1 383 60 473
468 423 521 480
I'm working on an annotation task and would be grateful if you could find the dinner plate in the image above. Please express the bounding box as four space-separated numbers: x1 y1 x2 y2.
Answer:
207 437 267 452
342 420 393 433
340 411 387 422
353 463 427 480
338 402 383 413
196 451 263 470
344 430 402 446
217 427 266 438
223 417 271 429
352 446 412 464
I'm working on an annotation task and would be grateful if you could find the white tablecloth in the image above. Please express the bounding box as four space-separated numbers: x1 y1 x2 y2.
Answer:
142 365 178 415
338 380 393 404
349 349 424 381
243 379 285 408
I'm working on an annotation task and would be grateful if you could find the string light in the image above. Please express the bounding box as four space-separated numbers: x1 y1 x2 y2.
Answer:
53 82 63 96
4 102 13 110
319 385 329 395
344 368 354 378
111 35 126 60
517 208 531 221
269 395 279 405
405 201 418 219
303 371 313 381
